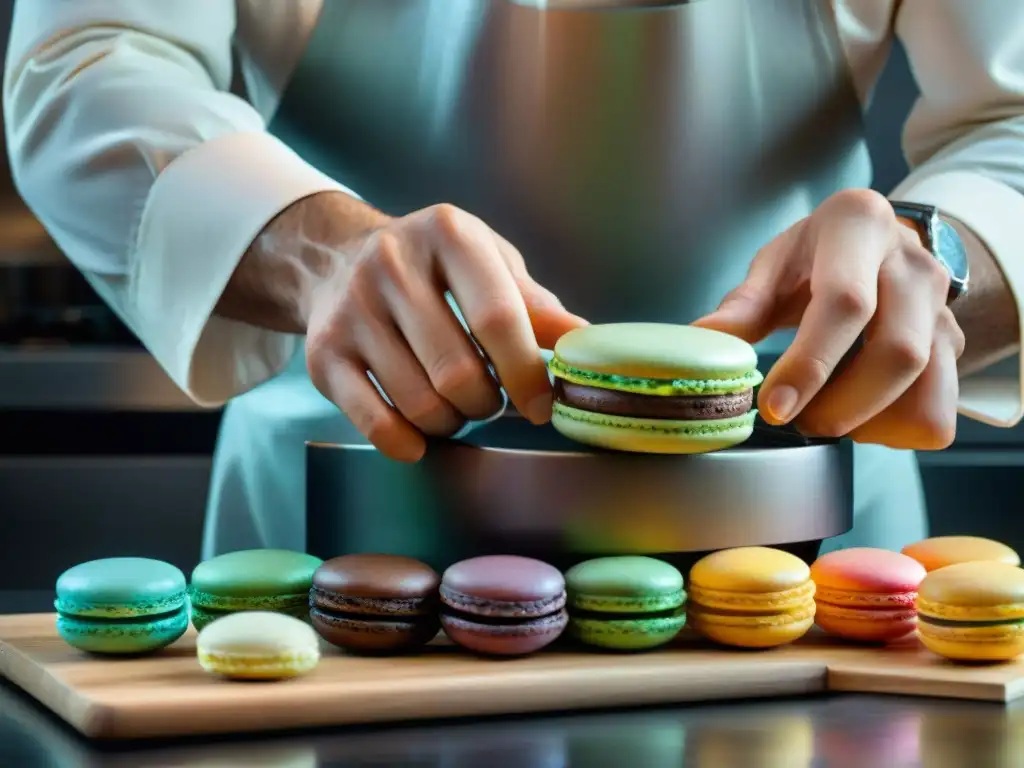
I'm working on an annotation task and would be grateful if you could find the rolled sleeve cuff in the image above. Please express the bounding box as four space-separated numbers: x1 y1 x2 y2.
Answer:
128 131 347 407
891 170 1024 428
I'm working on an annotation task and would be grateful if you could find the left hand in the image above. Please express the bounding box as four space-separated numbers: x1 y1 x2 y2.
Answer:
694 188 966 450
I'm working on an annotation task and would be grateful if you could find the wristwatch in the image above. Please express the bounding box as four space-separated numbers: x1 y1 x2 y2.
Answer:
890 201 970 303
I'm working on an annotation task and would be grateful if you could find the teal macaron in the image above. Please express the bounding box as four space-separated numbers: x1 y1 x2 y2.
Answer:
187 549 323 631
565 556 687 650
55 557 189 655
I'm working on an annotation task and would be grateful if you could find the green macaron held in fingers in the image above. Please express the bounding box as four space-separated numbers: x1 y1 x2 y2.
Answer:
549 323 763 454
566 556 687 650
188 549 323 631
55 557 189 655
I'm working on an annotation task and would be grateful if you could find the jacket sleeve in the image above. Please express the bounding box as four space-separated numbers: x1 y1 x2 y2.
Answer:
3 1 346 405
889 0 1024 427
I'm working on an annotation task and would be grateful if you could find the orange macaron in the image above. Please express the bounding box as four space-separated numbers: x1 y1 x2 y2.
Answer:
810 548 927 643
901 536 1020 572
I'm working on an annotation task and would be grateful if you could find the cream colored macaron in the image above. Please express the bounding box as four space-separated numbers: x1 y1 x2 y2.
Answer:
197 611 321 680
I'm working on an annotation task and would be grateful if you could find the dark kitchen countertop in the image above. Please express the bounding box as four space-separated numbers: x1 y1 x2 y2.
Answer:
2 591 1022 766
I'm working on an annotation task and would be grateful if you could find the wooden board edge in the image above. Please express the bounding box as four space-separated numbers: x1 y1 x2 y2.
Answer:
825 668 1012 703
92 662 829 740
0 638 116 738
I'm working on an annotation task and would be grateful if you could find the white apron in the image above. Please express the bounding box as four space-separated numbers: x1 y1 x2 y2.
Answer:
202 0 927 559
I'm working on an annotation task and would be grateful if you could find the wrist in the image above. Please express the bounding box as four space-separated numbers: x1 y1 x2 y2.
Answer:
218 191 391 334
287 192 390 329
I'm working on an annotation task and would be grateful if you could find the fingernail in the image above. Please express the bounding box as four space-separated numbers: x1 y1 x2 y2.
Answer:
526 391 554 424
765 385 799 423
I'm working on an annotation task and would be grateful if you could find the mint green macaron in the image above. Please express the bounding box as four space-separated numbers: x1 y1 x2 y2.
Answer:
565 556 687 650
188 549 323 631
55 557 189 655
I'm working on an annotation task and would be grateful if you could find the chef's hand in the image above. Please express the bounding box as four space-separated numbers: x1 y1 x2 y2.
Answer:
305 204 586 462
694 188 965 450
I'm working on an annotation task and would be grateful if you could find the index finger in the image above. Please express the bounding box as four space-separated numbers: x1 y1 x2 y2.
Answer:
427 210 553 425
760 209 891 423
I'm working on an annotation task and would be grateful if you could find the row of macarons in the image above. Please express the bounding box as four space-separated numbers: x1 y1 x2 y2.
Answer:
53 535 1022 676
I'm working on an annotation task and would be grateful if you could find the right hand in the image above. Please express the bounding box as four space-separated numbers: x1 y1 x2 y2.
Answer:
305 203 587 462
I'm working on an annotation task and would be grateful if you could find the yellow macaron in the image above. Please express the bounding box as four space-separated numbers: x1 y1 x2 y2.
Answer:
687 547 816 648
901 536 1020 572
916 561 1024 662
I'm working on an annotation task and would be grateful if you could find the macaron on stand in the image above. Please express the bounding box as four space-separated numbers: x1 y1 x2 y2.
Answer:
2 326 1024 740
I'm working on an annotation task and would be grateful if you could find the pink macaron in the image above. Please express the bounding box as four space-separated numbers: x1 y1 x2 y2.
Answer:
810 548 927 643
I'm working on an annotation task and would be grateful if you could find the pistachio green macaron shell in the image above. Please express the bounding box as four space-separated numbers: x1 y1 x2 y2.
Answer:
566 557 687 650
569 609 687 651
566 556 686 613
188 549 322 613
552 405 757 455
551 323 762 395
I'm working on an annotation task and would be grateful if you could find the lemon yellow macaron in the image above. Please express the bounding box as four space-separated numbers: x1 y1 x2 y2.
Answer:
687 547 816 648
916 561 1024 663
197 611 321 680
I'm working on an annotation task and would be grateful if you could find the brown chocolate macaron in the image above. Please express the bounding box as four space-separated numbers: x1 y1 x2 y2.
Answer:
309 554 441 654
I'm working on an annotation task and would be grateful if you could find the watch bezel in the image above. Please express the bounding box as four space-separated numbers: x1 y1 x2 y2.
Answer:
890 201 969 303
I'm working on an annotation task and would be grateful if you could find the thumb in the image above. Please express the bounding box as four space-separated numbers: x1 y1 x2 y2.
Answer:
692 283 778 343
517 277 589 350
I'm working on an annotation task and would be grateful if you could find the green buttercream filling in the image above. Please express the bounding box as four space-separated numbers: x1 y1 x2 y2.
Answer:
554 402 757 435
549 357 763 396
187 586 309 613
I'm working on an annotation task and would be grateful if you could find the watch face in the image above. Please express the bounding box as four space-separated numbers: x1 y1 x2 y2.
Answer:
935 218 969 302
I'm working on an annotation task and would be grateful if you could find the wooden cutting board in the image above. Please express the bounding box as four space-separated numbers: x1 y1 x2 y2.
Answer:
1 613 1022 740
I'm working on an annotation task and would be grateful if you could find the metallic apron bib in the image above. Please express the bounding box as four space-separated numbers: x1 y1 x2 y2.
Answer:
202 0 928 562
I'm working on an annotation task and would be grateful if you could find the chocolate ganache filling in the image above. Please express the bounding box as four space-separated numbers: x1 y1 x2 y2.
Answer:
553 379 753 420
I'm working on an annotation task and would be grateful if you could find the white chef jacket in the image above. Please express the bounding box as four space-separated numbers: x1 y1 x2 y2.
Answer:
4 1 1024 555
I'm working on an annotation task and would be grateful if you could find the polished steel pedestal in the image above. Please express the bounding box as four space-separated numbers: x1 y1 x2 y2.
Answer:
306 414 852 573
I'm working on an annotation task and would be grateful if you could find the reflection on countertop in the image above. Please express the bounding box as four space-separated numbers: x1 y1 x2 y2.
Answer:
2 593 1023 768
4 679 1024 767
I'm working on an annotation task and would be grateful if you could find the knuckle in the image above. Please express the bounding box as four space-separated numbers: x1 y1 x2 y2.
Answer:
831 188 894 224
721 281 762 307
472 300 520 338
428 203 470 241
883 334 931 375
796 354 833 393
829 284 876 322
430 353 484 399
909 247 952 294
399 392 450 428
370 231 406 279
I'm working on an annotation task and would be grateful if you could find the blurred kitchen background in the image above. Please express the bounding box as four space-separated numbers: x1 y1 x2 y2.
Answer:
1 6 1021 590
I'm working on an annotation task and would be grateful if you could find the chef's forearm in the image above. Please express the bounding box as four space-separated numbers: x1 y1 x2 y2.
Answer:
948 216 1020 376
214 191 392 334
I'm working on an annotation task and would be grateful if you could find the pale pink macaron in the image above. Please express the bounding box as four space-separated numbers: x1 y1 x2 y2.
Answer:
810 548 927 643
